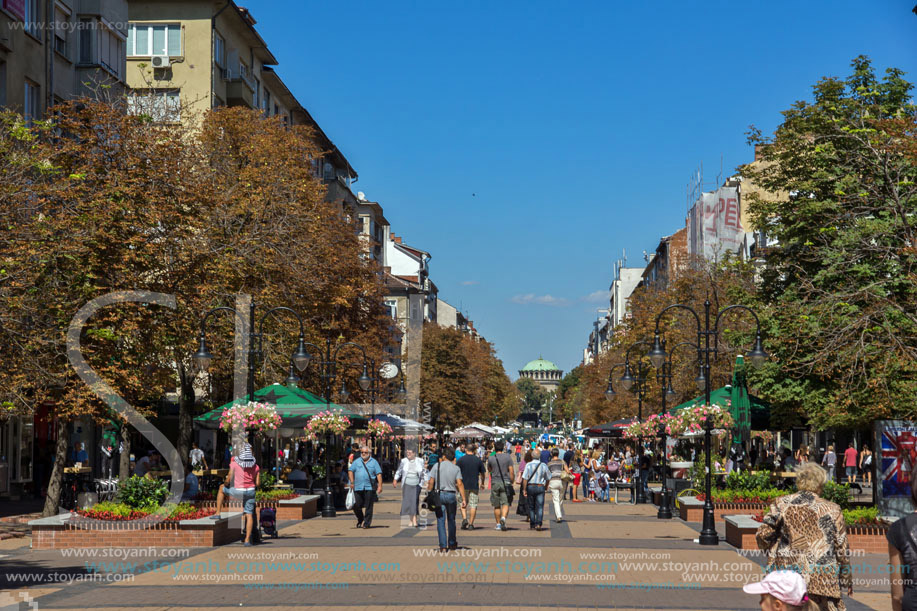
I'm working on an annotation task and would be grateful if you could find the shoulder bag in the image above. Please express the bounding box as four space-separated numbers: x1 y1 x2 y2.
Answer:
423 462 442 511
361 458 379 502
495 456 514 506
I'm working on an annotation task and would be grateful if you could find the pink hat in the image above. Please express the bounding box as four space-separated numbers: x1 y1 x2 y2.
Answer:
743 571 808 606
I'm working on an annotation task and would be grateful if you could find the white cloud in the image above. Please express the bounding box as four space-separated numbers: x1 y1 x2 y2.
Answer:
461 280 480 286
511 293 571 307
582 290 610 303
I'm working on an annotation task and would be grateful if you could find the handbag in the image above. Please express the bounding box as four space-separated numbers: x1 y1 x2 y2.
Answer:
345 487 356 510
423 462 442 511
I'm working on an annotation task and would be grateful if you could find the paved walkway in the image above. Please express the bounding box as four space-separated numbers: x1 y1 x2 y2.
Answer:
0 494 892 610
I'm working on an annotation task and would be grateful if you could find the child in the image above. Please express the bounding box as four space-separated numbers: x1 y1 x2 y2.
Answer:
587 467 597 501
597 468 609 502
742 570 815 611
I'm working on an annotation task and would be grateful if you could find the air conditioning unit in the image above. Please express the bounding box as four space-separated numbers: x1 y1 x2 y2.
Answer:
151 54 170 68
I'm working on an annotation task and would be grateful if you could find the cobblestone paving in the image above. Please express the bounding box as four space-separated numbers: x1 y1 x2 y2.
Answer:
0 496 890 610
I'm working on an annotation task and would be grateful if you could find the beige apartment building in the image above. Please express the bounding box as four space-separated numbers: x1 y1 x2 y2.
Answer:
124 0 357 191
0 0 128 122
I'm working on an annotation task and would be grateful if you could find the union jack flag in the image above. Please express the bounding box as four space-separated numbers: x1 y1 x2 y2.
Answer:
881 428 917 497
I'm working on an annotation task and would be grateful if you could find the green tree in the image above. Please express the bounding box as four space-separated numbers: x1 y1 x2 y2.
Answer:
515 377 552 422
742 56 917 429
554 366 583 421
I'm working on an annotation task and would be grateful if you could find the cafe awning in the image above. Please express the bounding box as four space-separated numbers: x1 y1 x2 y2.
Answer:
193 383 360 430
585 417 637 438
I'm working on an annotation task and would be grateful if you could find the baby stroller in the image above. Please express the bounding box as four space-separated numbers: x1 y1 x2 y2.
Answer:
260 507 277 539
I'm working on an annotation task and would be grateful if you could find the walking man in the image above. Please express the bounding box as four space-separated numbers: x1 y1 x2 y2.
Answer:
426 448 467 552
348 445 382 529
522 452 550 531
457 443 486 530
487 440 515 531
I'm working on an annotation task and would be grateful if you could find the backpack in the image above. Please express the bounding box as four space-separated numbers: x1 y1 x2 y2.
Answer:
598 475 608 489
607 461 620 475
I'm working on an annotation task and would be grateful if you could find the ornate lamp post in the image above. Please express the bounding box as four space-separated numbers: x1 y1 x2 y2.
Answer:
192 302 312 445
647 300 768 545
654 339 700 520
604 340 652 504
299 339 372 518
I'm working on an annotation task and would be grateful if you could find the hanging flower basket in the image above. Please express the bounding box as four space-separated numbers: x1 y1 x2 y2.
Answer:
219 401 282 435
364 419 394 440
667 405 734 437
304 410 351 438
622 413 672 439
751 430 774 443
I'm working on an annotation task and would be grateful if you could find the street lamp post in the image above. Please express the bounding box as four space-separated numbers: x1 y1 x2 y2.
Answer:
604 340 652 504
192 301 312 443
647 300 768 545
299 338 372 518
364 357 408 451
654 339 699 520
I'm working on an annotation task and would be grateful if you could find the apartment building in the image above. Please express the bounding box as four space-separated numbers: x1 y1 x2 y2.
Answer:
383 232 437 335
0 0 128 122
124 0 357 196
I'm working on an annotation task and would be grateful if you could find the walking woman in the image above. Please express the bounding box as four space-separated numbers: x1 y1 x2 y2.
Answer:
570 451 583 502
546 448 570 523
795 444 810 464
394 447 426 527
859 446 873 485
756 462 852 610
516 450 531 520
821 445 837 483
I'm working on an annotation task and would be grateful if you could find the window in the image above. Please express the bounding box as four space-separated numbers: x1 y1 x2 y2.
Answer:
126 23 181 57
323 161 335 181
261 89 270 114
79 18 92 63
24 80 40 126
273 103 279 116
213 33 225 67
127 89 180 123
24 0 40 38
384 300 398 321
98 22 124 79
54 6 68 58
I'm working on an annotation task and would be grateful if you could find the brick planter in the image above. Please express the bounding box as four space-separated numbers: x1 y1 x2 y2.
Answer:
724 514 890 553
678 496 768 522
30 512 243 550
193 494 319 520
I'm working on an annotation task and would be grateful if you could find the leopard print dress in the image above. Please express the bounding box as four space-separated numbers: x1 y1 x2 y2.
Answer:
756 491 852 611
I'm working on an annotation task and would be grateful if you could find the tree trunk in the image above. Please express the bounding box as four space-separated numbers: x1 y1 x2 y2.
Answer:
118 422 131 482
177 365 194 473
41 418 68 517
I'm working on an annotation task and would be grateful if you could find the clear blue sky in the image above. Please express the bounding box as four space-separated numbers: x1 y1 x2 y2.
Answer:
250 1 917 378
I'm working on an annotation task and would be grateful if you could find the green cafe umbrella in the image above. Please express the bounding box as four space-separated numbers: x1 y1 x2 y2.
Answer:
669 377 769 434
193 383 360 430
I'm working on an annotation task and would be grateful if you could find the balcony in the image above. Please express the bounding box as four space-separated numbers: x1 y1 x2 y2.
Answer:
222 68 256 108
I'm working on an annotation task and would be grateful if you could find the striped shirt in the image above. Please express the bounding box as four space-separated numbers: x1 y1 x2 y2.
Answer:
523 460 550 485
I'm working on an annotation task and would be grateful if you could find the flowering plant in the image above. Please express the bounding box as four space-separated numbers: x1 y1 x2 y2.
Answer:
219 401 282 434
305 410 351 437
667 405 734 436
364 419 394 439
622 413 672 439
751 430 774 443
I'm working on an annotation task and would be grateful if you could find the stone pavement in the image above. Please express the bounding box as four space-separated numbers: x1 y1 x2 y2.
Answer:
0 494 893 610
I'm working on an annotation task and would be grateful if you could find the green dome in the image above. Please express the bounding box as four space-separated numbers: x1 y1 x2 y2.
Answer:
521 357 561 372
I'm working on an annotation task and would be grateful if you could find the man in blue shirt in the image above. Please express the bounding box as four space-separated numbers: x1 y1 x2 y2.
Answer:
348 445 383 529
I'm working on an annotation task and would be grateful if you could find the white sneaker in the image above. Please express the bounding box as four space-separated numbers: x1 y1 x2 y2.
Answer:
494 524 502 530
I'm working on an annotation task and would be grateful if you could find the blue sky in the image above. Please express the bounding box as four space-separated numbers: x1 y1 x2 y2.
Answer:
251 1 917 377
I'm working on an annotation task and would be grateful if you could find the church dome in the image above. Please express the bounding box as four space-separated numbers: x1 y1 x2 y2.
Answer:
520 357 560 372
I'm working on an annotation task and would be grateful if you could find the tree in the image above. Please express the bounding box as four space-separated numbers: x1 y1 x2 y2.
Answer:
515 377 552 422
742 56 917 429
0 101 391 515
420 323 517 429
554 366 583 421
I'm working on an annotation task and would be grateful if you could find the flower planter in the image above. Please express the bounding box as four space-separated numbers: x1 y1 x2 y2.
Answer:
194 494 319 520
678 496 768 522
30 512 244 550
724 515 890 553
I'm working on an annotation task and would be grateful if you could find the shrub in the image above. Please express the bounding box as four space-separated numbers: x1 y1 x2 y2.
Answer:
822 481 852 510
725 471 773 491
256 489 297 502
259 473 276 492
117 475 169 509
843 507 879 525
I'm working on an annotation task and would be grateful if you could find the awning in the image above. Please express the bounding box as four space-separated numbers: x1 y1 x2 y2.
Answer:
669 382 769 431
373 413 433 434
193 383 360 430
585 417 636 438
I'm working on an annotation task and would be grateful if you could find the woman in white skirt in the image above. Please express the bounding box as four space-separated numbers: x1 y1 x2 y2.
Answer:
394 447 426 527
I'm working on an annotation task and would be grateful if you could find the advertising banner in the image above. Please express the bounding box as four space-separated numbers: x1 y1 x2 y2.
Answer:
875 419 917 518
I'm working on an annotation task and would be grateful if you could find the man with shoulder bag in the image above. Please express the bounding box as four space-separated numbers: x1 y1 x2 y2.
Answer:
348 445 382 529
486 440 515 532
